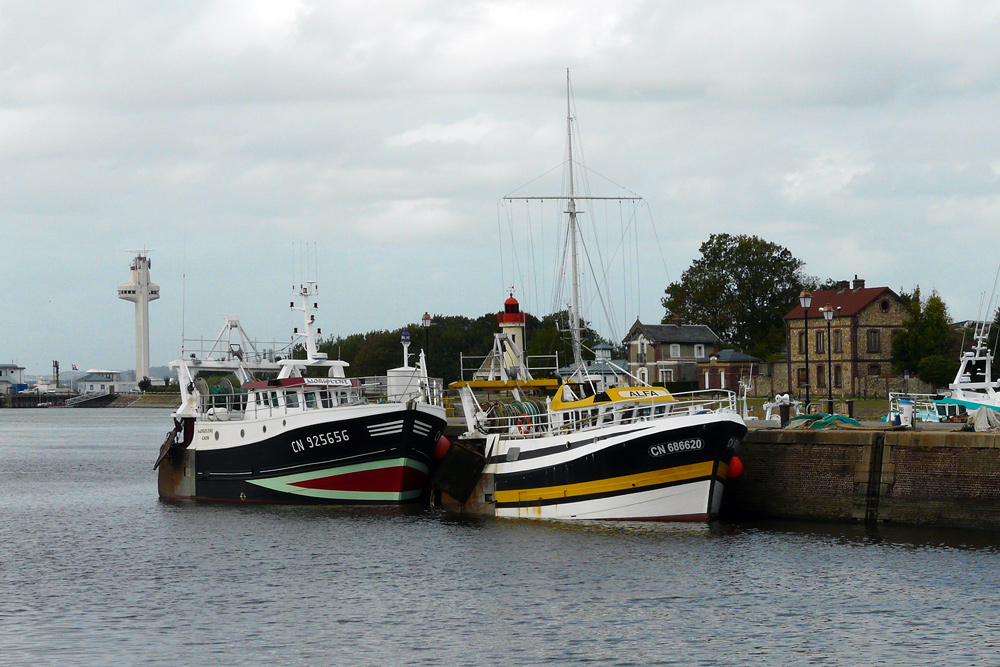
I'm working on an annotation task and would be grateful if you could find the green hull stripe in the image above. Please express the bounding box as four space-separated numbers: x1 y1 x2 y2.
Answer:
247 457 429 501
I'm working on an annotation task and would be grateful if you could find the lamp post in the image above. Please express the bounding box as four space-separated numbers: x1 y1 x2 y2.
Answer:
421 312 432 356
823 304 833 414
799 291 812 410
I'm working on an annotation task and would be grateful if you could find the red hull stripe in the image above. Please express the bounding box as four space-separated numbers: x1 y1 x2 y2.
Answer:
292 464 426 493
247 458 430 501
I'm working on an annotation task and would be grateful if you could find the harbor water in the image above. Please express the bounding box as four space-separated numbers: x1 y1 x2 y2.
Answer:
2 409 999 666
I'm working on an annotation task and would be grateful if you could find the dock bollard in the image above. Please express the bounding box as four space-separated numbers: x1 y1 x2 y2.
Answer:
779 403 790 427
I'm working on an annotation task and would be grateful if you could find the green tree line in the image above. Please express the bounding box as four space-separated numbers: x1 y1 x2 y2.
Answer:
312 311 614 385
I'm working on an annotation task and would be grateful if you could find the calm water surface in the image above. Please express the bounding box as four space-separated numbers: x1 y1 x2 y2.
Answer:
2 409 999 666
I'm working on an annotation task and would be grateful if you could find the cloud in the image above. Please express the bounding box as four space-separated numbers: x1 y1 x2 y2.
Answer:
6 1 1000 373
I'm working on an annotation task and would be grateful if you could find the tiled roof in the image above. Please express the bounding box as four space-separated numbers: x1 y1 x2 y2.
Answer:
784 286 899 320
624 320 722 345
712 349 762 363
558 358 629 376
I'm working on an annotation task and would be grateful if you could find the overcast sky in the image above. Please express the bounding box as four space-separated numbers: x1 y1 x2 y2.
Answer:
5 1 1000 376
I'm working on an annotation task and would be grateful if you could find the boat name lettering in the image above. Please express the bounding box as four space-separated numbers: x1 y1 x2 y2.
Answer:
291 430 350 453
620 389 667 398
649 438 703 457
304 378 352 386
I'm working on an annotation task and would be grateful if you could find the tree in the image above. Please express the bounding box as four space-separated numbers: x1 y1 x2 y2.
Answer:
891 287 960 387
661 234 817 359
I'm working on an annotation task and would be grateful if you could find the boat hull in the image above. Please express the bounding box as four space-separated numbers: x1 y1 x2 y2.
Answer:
158 404 448 504
490 413 746 521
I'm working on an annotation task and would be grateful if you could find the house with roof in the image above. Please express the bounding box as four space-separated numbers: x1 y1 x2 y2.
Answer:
783 277 908 400
74 369 137 395
0 363 27 394
558 343 629 390
698 349 764 392
622 319 722 385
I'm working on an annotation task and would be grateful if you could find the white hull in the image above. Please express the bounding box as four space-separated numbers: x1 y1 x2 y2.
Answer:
495 478 725 521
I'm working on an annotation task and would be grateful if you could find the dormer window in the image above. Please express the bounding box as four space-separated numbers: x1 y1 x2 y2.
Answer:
694 344 705 358
670 344 681 358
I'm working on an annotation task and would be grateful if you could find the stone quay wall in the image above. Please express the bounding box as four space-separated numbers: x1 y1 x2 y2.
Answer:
723 428 1000 531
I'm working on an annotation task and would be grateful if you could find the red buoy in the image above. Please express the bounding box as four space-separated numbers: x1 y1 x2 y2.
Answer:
727 455 743 479
433 435 452 460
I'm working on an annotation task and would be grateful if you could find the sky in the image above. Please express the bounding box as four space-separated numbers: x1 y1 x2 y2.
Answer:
4 0 1000 376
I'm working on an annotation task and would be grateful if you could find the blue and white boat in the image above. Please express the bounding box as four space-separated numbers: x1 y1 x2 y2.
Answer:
888 320 999 424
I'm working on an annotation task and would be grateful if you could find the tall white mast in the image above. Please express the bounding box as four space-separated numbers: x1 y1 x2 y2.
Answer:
566 69 584 369
502 71 642 376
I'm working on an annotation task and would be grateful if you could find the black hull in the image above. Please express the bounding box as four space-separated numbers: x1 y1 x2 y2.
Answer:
158 407 448 504
492 416 747 520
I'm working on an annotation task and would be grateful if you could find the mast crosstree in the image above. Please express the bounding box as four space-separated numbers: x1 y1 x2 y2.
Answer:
504 69 641 373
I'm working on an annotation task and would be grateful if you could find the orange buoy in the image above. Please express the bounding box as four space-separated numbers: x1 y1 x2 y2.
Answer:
727 455 743 479
433 435 452 460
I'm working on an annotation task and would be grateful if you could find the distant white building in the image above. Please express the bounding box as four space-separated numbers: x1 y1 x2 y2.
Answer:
75 369 137 394
0 363 26 394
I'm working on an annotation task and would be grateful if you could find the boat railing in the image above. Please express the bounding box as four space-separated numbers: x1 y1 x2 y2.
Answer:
477 389 738 438
194 374 446 419
356 375 446 406
887 391 943 423
459 352 560 382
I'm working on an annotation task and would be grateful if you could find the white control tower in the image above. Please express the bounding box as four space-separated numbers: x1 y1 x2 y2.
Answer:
118 251 160 380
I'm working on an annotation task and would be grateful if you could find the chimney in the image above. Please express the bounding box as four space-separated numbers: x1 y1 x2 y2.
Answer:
852 275 865 290
673 315 683 327
837 280 849 290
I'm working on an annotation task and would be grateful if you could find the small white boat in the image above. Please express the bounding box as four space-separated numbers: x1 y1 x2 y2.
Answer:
887 320 1000 424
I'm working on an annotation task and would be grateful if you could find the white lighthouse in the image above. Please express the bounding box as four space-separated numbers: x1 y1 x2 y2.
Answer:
118 251 160 380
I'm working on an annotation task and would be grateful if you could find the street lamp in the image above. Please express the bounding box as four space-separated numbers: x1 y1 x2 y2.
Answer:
823 303 834 414
799 291 812 409
421 312 432 356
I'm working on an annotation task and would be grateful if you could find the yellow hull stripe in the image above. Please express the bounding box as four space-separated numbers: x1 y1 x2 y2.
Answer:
496 460 728 504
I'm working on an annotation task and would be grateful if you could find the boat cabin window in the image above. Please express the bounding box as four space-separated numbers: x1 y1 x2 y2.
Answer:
320 389 333 408
621 408 634 424
283 390 298 408
304 391 317 409
654 405 666 416
269 391 279 408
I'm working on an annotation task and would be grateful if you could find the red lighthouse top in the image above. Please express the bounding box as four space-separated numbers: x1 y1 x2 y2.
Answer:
498 291 526 325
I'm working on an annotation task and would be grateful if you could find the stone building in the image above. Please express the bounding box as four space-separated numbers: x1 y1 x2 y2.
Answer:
783 277 908 401
622 319 722 385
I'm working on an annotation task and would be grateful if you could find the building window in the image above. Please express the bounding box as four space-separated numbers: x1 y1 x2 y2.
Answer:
659 368 674 384
694 344 705 358
833 330 842 353
817 365 826 388
868 364 881 376
670 344 680 358
816 331 825 354
638 368 648 384
867 330 881 353
798 332 805 354
797 368 808 387
834 365 843 388
637 338 647 364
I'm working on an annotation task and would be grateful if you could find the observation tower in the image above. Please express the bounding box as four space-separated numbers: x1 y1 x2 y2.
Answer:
118 251 160 380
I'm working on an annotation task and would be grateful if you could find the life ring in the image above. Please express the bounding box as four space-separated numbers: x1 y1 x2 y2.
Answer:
517 415 530 435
